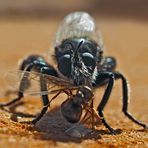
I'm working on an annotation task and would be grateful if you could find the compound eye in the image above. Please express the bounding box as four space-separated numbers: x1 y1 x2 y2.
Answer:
82 52 96 72
58 54 71 77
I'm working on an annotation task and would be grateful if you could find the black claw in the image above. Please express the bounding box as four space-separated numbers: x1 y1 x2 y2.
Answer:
109 130 116 135
109 129 122 135
31 119 38 125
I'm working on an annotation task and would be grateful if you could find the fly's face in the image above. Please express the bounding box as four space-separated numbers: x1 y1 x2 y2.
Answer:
55 38 102 85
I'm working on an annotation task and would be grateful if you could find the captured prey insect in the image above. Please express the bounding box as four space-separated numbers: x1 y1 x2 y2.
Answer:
0 12 147 134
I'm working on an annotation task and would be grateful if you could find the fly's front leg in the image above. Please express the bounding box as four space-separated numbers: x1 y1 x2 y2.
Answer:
31 65 59 124
0 55 45 108
0 92 23 108
95 72 115 134
0 55 59 125
31 83 61 124
24 59 59 124
31 70 50 124
114 72 148 129
93 57 118 133
30 65 73 124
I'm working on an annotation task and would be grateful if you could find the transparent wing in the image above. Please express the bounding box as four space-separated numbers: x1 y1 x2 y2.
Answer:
5 70 74 96
54 11 103 49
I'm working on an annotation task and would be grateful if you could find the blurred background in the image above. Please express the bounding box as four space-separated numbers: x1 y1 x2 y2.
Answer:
0 0 148 20
0 0 147 119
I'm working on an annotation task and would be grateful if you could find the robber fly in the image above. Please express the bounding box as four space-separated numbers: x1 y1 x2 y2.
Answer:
0 12 147 134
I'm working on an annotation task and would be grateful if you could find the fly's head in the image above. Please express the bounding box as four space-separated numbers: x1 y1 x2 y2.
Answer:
55 38 103 86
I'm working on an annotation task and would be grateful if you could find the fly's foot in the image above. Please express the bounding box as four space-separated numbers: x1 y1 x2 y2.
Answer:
144 125 148 131
109 128 122 135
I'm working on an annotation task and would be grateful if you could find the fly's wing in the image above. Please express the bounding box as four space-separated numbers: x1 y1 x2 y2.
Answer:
54 11 103 49
5 70 74 96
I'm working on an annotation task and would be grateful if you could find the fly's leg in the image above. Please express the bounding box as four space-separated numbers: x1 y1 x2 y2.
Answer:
95 72 115 134
114 72 148 129
0 92 23 107
31 86 74 124
30 70 50 124
94 55 147 132
31 68 72 124
20 55 58 124
93 57 117 133
0 55 59 124
0 55 57 108
31 87 63 124
0 64 32 107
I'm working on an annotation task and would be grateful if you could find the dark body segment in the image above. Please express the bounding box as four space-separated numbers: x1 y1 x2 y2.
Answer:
94 56 147 132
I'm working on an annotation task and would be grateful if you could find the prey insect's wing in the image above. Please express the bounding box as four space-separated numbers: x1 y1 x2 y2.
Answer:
54 11 103 49
5 70 74 96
